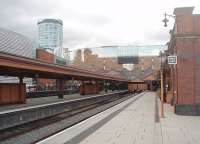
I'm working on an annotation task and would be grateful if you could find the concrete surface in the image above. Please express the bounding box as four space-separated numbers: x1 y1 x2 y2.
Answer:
1 91 133 144
38 92 200 144
77 92 155 144
160 102 200 144
37 92 150 144
0 91 125 131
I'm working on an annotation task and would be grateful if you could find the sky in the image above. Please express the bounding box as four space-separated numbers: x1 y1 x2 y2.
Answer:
0 0 199 50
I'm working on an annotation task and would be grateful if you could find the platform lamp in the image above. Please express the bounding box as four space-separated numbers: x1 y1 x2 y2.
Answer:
162 12 176 27
161 12 177 118
159 50 164 118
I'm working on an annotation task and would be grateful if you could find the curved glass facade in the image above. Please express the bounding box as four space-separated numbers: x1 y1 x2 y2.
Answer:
0 27 35 58
0 27 35 84
38 19 63 52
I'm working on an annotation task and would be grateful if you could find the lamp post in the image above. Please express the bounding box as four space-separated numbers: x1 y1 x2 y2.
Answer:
160 12 173 118
160 12 175 118
160 50 164 118
161 12 178 117
162 12 176 27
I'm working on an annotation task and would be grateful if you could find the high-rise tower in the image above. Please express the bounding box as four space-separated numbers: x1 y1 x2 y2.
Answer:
38 19 63 53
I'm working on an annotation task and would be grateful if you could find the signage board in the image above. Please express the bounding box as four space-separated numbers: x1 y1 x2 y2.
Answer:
168 56 177 64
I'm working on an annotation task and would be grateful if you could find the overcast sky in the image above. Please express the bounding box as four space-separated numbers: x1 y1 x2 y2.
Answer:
0 0 199 49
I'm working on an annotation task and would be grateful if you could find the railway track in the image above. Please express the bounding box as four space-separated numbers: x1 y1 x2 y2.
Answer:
0 91 138 144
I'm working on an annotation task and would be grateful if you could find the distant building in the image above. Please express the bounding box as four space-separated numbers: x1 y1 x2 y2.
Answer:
38 19 63 53
35 49 69 89
73 45 164 70
74 49 82 66
54 47 70 63
72 46 161 80
36 49 56 89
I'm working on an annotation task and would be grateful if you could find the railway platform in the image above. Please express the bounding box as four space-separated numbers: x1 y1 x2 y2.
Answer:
0 90 113 112
38 92 200 144
38 92 152 144
0 90 126 131
158 101 200 144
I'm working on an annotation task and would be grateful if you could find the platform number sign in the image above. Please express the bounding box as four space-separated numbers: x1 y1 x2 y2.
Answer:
168 56 177 64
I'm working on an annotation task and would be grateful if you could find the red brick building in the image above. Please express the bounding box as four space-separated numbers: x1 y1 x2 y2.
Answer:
36 49 56 89
35 49 100 95
164 7 200 115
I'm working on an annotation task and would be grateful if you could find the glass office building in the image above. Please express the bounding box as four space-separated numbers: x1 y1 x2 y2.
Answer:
38 19 63 53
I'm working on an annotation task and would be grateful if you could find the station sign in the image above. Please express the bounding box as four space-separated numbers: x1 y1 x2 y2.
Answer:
168 56 177 64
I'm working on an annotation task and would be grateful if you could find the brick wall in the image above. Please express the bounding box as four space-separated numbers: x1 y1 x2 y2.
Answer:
36 49 54 63
176 39 195 104
195 39 200 103
167 7 200 105
36 49 56 89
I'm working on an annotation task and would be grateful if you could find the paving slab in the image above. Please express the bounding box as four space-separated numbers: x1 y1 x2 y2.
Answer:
160 102 200 144
38 92 156 144
80 92 155 144
38 92 200 144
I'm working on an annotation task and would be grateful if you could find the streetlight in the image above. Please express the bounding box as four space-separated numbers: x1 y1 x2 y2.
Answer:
159 50 164 118
162 12 176 27
162 13 169 27
160 12 175 118
161 12 178 118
